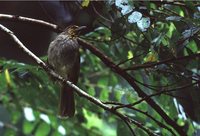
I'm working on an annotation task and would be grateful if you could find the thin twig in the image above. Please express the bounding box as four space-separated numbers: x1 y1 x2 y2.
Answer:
91 3 113 23
77 38 185 136
104 101 176 136
125 53 200 71
114 82 198 110
0 24 159 136
0 14 61 32
117 51 148 66
0 13 185 135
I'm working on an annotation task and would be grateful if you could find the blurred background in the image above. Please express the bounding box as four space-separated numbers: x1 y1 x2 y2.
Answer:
0 1 200 136
0 1 96 62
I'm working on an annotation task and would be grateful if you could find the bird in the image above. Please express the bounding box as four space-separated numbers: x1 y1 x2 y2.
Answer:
47 25 85 118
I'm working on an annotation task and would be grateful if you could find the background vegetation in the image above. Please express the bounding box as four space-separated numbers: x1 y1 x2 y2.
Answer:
0 1 200 136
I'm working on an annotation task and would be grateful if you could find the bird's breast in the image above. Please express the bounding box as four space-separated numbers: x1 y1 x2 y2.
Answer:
47 34 79 77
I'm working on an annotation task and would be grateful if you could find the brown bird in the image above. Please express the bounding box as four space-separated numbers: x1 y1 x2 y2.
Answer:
47 25 85 118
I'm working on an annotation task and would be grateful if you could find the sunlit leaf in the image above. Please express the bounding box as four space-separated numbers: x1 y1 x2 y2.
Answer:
198 6 200 11
82 0 90 7
144 52 158 62
166 23 176 38
121 5 133 15
182 27 200 39
23 120 37 135
166 16 182 21
4 69 11 87
127 51 133 59
35 122 51 136
115 0 133 15
137 17 150 32
128 11 142 23
193 12 200 19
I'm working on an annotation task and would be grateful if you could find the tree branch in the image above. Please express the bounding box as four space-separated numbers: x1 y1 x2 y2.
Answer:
114 82 198 110
0 14 62 32
0 24 159 136
77 38 185 136
0 13 186 135
104 101 176 135
125 53 200 71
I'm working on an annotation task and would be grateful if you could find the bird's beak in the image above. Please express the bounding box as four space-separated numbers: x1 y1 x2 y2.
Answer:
76 26 87 32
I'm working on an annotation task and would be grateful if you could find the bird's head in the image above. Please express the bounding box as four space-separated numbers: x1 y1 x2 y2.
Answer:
65 25 86 38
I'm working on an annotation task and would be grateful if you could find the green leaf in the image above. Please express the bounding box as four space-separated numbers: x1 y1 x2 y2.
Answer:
97 76 108 87
166 23 176 38
127 51 133 59
88 87 95 96
35 122 51 136
99 89 109 101
4 129 16 136
117 120 131 136
144 51 158 62
82 0 90 7
23 120 37 135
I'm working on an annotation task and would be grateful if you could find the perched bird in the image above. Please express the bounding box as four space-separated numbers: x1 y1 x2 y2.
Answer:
48 25 85 118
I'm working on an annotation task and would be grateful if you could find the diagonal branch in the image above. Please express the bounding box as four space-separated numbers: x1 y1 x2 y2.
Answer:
77 38 185 136
114 82 198 110
104 101 176 135
0 24 159 136
0 13 185 135
125 53 200 71
0 14 62 32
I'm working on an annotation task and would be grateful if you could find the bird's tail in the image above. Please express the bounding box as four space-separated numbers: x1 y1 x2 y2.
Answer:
58 85 75 118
